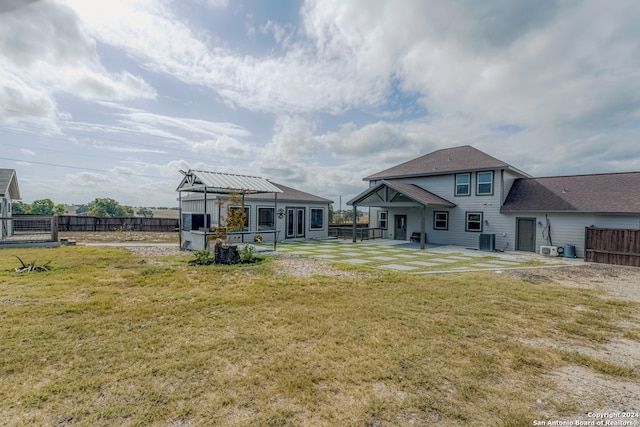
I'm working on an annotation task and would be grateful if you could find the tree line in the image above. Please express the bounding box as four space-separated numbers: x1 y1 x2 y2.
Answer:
12 198 154 218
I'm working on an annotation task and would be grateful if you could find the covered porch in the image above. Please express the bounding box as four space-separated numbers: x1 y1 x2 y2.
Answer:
347 180 456 249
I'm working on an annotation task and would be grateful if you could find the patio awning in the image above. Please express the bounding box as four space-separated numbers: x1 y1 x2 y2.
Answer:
176 170 283 194
347 180 455 208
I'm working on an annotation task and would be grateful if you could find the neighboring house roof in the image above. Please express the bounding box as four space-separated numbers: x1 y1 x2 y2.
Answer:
348 180 456 208
250 182 332 203
364 145 531 181
501 172 640 214
0 168 20 200
176 170 282 194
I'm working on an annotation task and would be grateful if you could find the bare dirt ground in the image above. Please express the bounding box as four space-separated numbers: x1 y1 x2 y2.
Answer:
503 265 640 419
59 231 178 243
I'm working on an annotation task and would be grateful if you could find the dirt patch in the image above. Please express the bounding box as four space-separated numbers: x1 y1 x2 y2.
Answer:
503 263 640 303
59 231 178 244
270 255 378 278
504 264 640 418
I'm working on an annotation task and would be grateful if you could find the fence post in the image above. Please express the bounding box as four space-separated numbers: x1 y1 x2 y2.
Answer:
52 216 59 242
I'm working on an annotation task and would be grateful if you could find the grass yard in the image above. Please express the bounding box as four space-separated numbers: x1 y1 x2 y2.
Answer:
0 246 638 426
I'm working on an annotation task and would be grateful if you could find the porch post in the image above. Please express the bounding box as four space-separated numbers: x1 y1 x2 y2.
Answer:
274 192 278 251
420 205 426 250
178 191 182 249
352 203 357 243
203 188 208 249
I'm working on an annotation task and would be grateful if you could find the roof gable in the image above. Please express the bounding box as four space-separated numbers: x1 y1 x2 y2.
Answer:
365 145 529 181
348 180 456 208
0 168 20 200
501 172 640 214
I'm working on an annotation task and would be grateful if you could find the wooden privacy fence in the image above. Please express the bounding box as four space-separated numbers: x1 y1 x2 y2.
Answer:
585 227 640 267
57 216 179 232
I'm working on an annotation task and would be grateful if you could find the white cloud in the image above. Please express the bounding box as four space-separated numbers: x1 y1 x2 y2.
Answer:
0 0 155 125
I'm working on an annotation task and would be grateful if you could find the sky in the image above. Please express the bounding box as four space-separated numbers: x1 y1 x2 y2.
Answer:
1 0 640 208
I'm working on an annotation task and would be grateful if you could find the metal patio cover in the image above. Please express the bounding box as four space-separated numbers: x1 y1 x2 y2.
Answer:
176 170 283 194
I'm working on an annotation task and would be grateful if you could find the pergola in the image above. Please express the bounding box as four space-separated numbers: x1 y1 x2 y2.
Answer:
176 170 283 250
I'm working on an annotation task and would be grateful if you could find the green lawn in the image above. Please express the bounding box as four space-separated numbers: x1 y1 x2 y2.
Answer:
0 246 637 426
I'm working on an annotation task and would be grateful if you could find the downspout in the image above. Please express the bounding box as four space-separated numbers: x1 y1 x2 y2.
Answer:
420 205 426 250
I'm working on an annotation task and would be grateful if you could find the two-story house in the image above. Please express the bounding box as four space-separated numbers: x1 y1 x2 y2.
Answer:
348 145 640 257
348 146 530 250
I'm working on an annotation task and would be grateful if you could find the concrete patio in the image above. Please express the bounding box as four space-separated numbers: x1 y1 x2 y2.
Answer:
267 238 580 274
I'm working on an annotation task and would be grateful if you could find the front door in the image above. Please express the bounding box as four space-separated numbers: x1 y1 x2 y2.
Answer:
394 215 407 240
287 208 305 238
516 218 536 252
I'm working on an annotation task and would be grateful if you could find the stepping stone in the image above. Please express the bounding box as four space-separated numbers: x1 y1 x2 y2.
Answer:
342 259 371 265
394 254 418 258
407 261 440 267
485 260 522 265
429 258 459 263
342 252 364 256
379 264 418 271
488 259 522 265
446 256 471 260
315 248 338 252
370 256 397 261
314 254 338 259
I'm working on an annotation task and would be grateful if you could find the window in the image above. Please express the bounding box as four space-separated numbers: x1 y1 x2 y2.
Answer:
466 212 483 232
310 208 324 229
228 206 249 231
378 211 388 229
476 171 494 195
258 207 275 231
433 211 448 230
455 173 470 196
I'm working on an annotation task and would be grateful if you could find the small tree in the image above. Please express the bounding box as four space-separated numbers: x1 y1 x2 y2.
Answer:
136 207 154 218
12 201 30 215
30 199 55 215
88 198 134 217
53 204 66 216
223 191 247 240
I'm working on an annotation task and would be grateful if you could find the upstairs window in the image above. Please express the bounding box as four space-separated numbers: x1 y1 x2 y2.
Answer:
476 171 494 195
455 173 470 196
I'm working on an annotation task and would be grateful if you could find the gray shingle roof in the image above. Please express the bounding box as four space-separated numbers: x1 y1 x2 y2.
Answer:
250 182 331 203
348 180 456 207
501 172 640 214
0 168 20 199
364 145 530 180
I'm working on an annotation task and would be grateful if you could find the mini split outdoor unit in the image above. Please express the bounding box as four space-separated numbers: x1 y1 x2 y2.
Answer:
540 245 560 256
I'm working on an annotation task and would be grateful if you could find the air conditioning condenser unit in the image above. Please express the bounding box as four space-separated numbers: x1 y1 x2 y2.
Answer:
540 245 559 256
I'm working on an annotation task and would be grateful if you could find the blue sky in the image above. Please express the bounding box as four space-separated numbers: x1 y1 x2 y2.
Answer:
1 0 640 208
